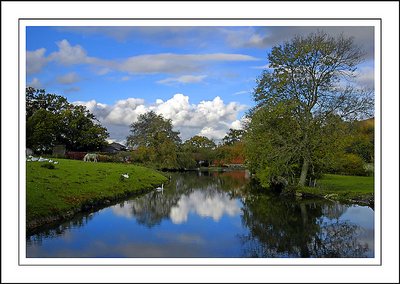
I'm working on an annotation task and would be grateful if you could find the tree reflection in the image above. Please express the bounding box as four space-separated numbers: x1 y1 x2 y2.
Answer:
27 212 95 245
239 186 370 257
117 170 246 227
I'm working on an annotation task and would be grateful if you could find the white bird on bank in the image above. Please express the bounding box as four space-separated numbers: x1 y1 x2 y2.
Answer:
155 184 164 192
121 173 129 179
53 161 59 165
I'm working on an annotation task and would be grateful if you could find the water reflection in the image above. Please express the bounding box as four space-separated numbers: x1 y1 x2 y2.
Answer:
111 172 244 227
170 190 241 223
26 170 374 258
239 188 373 258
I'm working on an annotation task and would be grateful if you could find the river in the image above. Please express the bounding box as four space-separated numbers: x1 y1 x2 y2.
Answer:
26 170 374 258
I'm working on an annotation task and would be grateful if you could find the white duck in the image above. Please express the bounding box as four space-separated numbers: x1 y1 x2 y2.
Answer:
121 173 129 179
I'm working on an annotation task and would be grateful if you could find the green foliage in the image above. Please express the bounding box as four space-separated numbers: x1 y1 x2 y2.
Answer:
333 153 367 176
26 87 109 153
96 152 131 163
59 105 109 151
127 111 181 169
345 118 374 163
222 128 245 146
127 111 181 148
176 150 197 169
245 101 304 186
26 109 60 153
184 135 216 149
246 32 374 188
182 135 216 167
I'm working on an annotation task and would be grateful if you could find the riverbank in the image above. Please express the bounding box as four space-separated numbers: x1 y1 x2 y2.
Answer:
295 174 374 207
26 159 167 232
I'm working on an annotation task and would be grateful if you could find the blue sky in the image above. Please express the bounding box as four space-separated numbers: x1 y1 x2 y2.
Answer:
26 26 374 144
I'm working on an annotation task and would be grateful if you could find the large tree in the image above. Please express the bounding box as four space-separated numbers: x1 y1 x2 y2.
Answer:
182 135 216 166
246 32 374 187
222 128 245 146
26 87 109 153
127 111 181 169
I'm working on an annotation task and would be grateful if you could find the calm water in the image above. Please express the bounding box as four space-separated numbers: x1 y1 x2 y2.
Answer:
27 170 374 258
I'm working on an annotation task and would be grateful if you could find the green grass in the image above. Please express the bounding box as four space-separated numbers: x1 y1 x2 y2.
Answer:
26 159 167 226
298 174 374 203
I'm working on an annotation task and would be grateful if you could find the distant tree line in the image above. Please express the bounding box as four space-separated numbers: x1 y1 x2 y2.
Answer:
126 111 245 170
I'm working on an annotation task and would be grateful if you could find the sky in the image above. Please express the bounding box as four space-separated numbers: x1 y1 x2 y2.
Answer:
26 26 375 144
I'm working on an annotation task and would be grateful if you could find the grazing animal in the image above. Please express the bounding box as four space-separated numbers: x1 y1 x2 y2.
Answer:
121 173 129 179
83 153 98 162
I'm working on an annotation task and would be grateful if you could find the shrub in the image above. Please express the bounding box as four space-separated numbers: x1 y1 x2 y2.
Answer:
338 153 366 176
97 154 113 162
41 162 55 169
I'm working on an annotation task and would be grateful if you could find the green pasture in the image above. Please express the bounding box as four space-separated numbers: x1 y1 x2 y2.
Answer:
26 159 167 224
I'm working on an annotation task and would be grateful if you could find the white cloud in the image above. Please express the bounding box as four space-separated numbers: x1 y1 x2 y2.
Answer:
198 127 228 141
56 72 81 84
26 48 48 74
157 75 207 85
232 90 250 96
105 98 147 126
96 68 112 75
116 53 257 75
73 93 247 143
230 119 243 130
49 39 93 65
27 39 258 76
251 64 274 70
28 77 41 88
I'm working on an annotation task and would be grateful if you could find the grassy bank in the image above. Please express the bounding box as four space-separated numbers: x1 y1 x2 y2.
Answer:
26 159 167 231
296 174 374 205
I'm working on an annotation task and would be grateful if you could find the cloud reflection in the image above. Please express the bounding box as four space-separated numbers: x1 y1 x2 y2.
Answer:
169 191 241 224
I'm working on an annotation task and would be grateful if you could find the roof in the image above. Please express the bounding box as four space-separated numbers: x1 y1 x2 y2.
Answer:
101 142 128 153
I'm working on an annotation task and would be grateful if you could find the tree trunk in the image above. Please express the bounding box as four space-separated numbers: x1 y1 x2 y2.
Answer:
298 159 309 187
300 203 308 226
